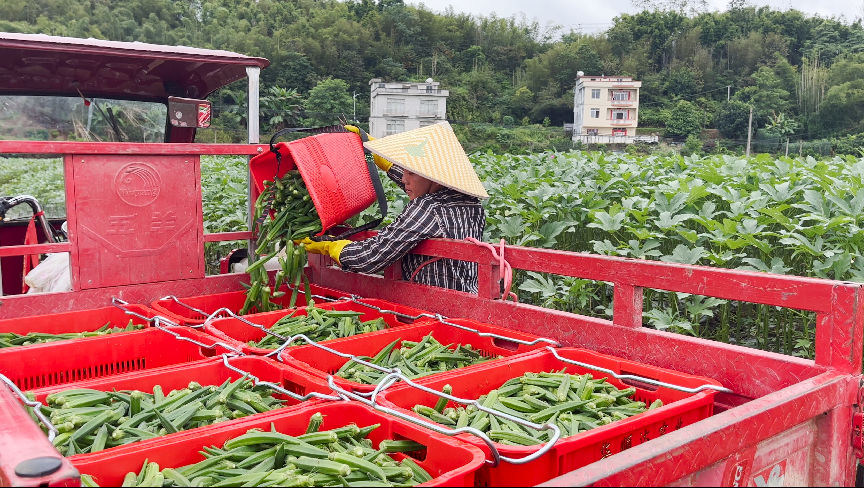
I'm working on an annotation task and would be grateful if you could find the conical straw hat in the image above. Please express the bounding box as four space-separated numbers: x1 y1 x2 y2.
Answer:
363 121 489 199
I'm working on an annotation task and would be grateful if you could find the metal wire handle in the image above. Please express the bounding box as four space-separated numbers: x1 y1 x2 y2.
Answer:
203 307 289 342
151 316 244 355
219 354 342 403
158 295 211 319
111 297 157 323
545 347 734 394
0 374 59 442
337 295 560 348
325 375 561 467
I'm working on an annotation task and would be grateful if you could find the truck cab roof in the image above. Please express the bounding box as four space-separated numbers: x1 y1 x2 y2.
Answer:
0 32 269 101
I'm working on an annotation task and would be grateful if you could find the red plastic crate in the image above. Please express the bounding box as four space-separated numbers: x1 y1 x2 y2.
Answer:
0 327 234 391
24 356 334 458
281 318 553 394
204 298 430 356
71 402 485 487
150 283 348 326
0 304 161 349
377 347 720 487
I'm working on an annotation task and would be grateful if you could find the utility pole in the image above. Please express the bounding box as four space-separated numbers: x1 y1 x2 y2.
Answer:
785 138 789 157
352 91 358 123
727 85 731 102
745 105 753 157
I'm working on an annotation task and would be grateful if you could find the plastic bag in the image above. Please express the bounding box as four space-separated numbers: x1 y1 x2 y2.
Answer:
231 248 286 274
24 253 72 294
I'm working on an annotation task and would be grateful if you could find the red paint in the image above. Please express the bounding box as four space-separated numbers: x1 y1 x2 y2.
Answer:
71 155 203 289
203 231 253 243
0 385 79 487
0 141 265 155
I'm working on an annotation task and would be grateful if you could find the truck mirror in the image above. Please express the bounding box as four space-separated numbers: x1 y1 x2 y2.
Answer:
168 97 211 128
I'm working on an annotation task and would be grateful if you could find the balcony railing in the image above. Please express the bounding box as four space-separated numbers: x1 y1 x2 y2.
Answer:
609 119 635 126
375 88 445 95
383 111 407 117
610 99 634 106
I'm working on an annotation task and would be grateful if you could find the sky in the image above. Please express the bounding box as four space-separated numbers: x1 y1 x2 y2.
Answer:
411 0 859 35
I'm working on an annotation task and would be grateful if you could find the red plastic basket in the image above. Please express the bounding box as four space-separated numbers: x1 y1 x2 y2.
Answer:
0 327 233 391
249 132 377 234
0 304 161 349
204 298 430 356
283 318 554 394
150 283 347 326
377 347 720 487
71 402 485 487
24 356 334 458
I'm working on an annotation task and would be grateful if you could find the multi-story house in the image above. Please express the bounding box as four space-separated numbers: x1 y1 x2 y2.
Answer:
368 78 449 138
572 73 657 144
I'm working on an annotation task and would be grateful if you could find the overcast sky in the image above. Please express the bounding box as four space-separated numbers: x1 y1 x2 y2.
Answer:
412 0 859 36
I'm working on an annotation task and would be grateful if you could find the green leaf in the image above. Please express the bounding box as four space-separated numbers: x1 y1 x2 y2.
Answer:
660 245 705 265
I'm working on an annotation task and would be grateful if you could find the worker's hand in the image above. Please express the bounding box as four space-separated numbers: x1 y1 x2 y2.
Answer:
345 125 393 172
294 237 352 266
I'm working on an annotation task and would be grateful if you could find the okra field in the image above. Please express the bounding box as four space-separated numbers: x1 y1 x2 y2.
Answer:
6 151 864 360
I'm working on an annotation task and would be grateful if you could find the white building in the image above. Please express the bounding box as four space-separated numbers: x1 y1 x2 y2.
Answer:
368 78 449 138
573 72 658 144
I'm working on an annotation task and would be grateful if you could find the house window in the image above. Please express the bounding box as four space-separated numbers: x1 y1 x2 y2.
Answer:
379 83 385 88
426 85 433 93
613 128 627 136
420 99 438 116
591 89 601 99
612 110 627 120
386 120 405 135
386 98 405 115
590 109 600 119
611 91 630 101
586 129 599 135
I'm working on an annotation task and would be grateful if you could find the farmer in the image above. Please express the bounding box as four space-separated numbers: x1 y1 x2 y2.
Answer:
298 121 489 293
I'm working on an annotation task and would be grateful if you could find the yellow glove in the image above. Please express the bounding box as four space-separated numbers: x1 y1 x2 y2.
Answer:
345 125 393 171
295 237 352 266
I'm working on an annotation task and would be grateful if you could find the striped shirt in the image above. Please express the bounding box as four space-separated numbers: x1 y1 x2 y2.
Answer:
339 166 486 293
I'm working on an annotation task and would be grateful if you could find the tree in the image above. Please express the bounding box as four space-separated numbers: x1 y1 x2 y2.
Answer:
304 78 353 126
665 100 701 138
765 112 798 139
815 80 864 134
733 66 791 125
260 87 304 132
716 100 751 139
510 86 534 119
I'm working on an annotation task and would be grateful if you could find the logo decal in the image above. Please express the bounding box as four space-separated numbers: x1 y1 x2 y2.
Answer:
405 139 428 157
115 163 161 207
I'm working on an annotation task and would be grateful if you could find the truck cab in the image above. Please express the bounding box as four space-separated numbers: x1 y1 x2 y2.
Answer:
0 32 267 297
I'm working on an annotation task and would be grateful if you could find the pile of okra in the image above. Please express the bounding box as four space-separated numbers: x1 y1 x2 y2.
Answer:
242 170 321 314
1 320 144 349
80 413 434 487
248 306 388 349
38 375 285 456
335 333 499 384
411 370 663 446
